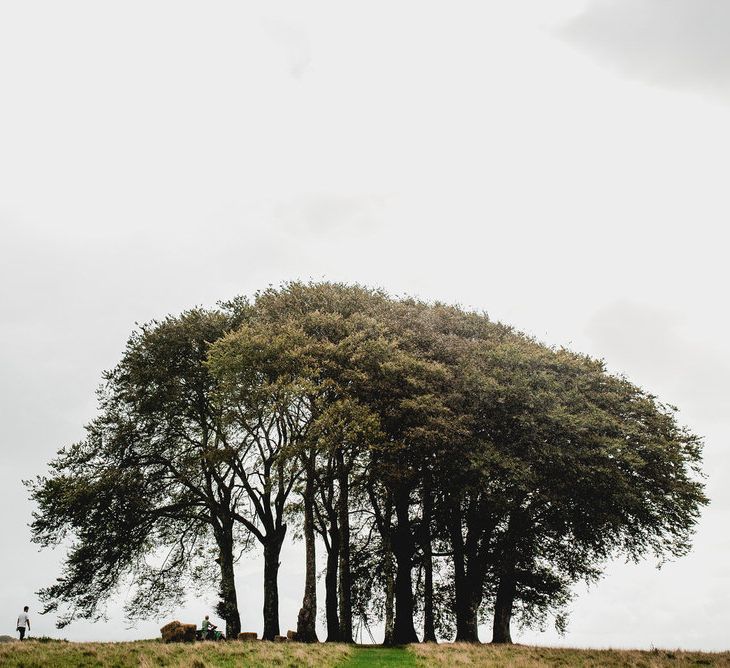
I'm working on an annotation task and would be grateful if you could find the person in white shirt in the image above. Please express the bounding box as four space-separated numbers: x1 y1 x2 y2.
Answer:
16 606 30 640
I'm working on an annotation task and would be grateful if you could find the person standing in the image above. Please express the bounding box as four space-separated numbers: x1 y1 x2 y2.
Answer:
16 607 30 640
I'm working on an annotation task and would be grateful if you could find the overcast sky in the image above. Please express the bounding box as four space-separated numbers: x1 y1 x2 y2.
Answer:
1 0 728 650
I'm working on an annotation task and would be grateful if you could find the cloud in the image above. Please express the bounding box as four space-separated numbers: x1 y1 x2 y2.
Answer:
557 0 730 98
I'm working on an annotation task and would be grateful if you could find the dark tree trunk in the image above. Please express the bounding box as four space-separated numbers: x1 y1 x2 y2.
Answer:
382 494 395 646
492 508 525 644
297 452 318 642
325 521 342 641
383 545 395 645
391 491 419 644
422 477 437 643
262 528 286 640
449 503 480 643
315 462 341 643
460 578 482 642
491 566 516 644
336 447 353 643
214 520 241 640
393 542 419 644
453 568 480 641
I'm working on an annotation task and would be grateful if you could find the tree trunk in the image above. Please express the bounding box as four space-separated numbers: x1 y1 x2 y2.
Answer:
392 491 419 644
492 508 525 644
214 520 242 640
461 580 482 642
491 558 516 644
393 542 419 644
297 452 318 642
450 503 480 643
336 447 353 643
262 528 286 640
316 468 341 643
422 477 437 643
325 520 342 641
453 572 480 641
383 495 395 646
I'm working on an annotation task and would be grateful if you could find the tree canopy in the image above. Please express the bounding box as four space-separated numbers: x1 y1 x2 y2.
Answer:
28 282 707 643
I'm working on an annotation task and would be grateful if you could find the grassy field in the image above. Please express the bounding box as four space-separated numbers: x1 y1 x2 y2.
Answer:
411 643 730 667
0 640 729 667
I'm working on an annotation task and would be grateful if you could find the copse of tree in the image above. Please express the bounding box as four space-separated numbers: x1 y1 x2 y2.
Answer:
28 282 707 644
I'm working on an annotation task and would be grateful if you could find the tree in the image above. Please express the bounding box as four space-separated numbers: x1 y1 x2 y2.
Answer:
29 281 707 647
244 282 393 643
29 307 250 637
373 300 508 644
435 335 708 643
486 353 708 643
207 321 312 640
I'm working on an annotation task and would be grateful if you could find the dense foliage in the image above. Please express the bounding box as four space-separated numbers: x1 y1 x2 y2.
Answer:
28 282 707 643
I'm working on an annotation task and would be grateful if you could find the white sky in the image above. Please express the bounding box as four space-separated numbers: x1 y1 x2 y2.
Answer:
1 0 728 650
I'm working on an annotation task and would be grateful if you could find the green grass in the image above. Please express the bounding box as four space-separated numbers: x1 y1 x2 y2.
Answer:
343 646 417 667
1 640 729 667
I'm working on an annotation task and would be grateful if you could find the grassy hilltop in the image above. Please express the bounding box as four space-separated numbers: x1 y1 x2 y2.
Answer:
1 640 729 668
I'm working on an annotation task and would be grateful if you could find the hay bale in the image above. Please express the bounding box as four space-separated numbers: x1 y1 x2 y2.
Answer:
160 621 181 642
273 635 287 642
160 620 196 643
238 632 258 641
160 620 180 635
286 629 298 641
